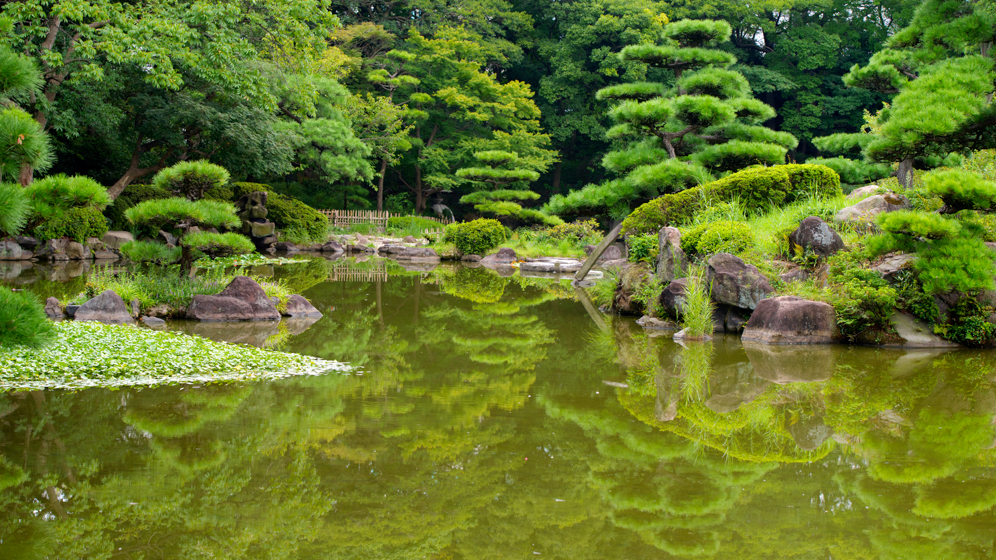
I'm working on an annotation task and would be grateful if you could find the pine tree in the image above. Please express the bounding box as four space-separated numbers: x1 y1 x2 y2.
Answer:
546 19 797 218
814 0 996 187
456 150 562 225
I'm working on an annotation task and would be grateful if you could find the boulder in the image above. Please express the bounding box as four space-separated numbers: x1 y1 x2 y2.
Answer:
613 262 653 315
347 244 375 253
65 241 87 260
130 298 141 318
378 244 406 254
395 247 439 260
75 290 136 324
835 192 910 226
102 231 134 250
158 229 178 247
217 276 282 320
0 240 22 260
321 240 344 253
481 247 517 264
44 297 65 318
86 237 106 252
847 185 885 199
585 244 622 261
94 251 119 261
186 295 255 321
141 316 167 329
461 254 482 262
780 268 808 283
742 296 836 344
706 253 773 310
660 278 689 317
519 258 582 273
888 312 959 348
656 227 686 283
355 234 370 246
636 315 677 330
13 236 39 251
283 294 323 318
275 242 299 253
872 253 915 281
788 216 844 259
403 235 418 243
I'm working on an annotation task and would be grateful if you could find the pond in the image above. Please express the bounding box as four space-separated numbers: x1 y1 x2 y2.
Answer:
2 259 995 559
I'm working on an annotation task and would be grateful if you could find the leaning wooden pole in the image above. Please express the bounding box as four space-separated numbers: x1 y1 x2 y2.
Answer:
574 222 624 283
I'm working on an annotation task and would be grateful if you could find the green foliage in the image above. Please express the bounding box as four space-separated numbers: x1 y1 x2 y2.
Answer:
124 197 240 231
894 271 939 324
33 206 108 243
680 271 714 337
181 232 255 257
682 220 753 256
24 174 111 225
0 321 345 386
0 182 29 235
933 296 996 347
229 183 329 243
0 107 52 181
831 263 898 339
151 160 230 201
444 218 508 255
120 240 182 265
544 219 602 242
103 184 171 230
75 266 240 314
632 277 665 317
923 168 996 213
0 286 53 349
876 210 961 240
806 157 892 185
622 164 842 233
627 234 658 263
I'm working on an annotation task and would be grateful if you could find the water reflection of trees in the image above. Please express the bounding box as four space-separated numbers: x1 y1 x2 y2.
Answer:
0 274 995 559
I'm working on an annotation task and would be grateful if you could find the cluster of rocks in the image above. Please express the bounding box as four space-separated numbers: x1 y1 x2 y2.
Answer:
1 232 129 263
46 276 322 328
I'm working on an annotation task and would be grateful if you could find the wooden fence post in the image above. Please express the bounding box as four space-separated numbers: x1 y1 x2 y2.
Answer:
574 222 624 284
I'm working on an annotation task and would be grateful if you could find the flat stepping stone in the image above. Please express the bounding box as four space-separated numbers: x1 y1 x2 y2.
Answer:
519 259 582 273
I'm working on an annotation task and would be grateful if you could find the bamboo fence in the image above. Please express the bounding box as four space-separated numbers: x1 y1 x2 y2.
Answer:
320 210 454 228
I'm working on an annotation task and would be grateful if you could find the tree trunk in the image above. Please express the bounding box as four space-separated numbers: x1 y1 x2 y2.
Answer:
377 159 388 212
18 163 33 186
551 161 562 194
897 156 914 189
414 164 425 213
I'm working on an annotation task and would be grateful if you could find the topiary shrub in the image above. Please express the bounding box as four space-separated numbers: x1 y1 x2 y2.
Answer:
682 220 753 256
445 218 507 255
120 240 182 264
103 184 171 230
545 219 602 242
0 182 29 236
229 182 328 243
33 206 108 243
181 231 255 258
0 286 53 348
152 160 230 200
125 197 242 271
622 164 841 233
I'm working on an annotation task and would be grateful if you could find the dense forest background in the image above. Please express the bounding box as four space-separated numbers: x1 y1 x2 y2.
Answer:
6 0 922 216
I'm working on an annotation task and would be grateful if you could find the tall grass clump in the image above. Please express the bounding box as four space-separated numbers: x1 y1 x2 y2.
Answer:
0 182 29 235
0 287 53 348
679 268 714 338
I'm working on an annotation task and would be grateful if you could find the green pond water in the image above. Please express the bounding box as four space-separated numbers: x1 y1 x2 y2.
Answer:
2 259 996 559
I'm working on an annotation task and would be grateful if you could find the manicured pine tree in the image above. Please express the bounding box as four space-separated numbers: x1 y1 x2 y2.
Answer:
0 48 53 184
456 151 562 226
546 19 797 218
813 0 996 187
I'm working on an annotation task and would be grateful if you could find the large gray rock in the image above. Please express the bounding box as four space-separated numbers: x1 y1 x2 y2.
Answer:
613 262 653 315
788 216 844 259
102 231 134 250
656 227 686 283
481 247 517 264
248 221 276 237
403 235 418 243
218 276 281 320
660 278 689 317
519 258 582 273
275 242 299 253
187 276 281 321
321 240 343 253
283 294 323 318
888 312 959 348
706 253 773 310
0 240 22 260
395 247 439 261
835 192 910 226
86 237 106 252
75 290 135 324
44 297 65 318
873 253 915 281
847 185 885 199
65 241 86 260
13 236 39 251
742 296 836 344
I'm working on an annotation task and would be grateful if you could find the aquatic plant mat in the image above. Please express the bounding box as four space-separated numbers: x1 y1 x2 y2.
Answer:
0 322 349 389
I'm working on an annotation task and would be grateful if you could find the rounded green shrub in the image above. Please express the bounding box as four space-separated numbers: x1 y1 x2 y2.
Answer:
182 231 255 257
0 286 54 348
124 197 240 231
152 160 230 200
25 174 110 216
627 233 658 263
33 206 108 243
103 184 171 230
120 240 182 264
682 220 753 255
445 218 507 255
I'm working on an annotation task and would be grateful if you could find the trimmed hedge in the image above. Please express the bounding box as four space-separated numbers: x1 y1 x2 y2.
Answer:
622 164 841 233
682 220 754 255
33 206 108 243
445 218 507 255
